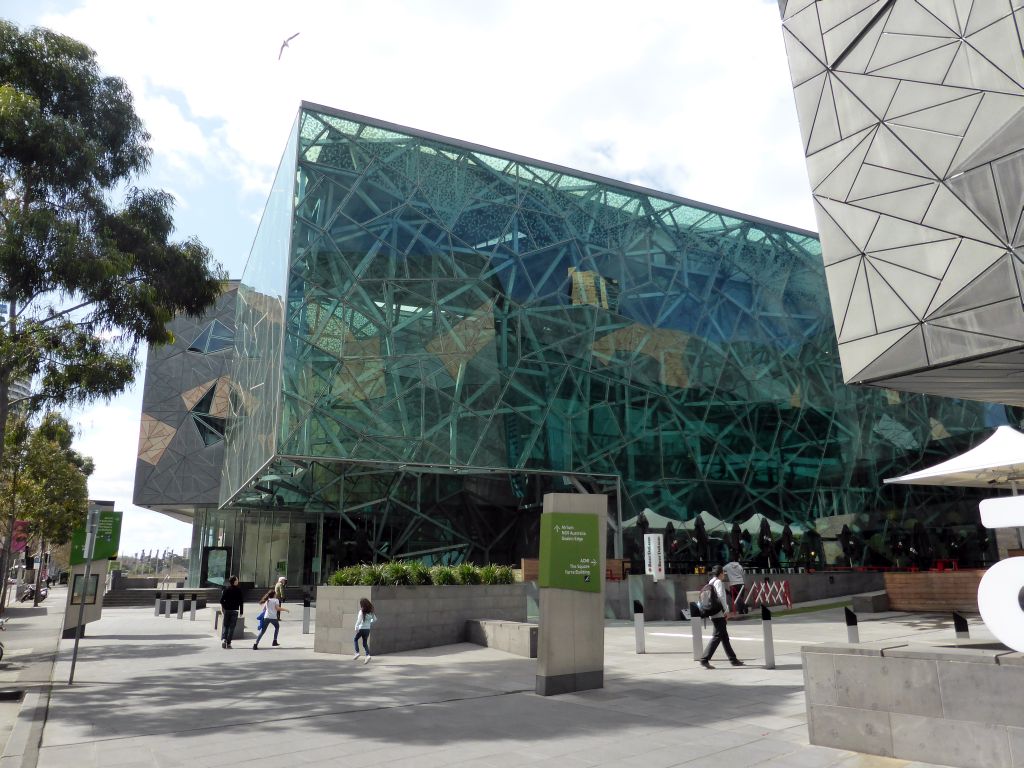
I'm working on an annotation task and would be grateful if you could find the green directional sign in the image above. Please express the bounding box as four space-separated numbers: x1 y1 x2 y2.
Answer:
70 510 123 565
538 512 601 593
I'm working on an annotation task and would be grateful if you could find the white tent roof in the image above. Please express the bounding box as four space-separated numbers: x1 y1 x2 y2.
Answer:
621 508 683 530
884 425 1024 488
738 513 785 536
679 510 730 533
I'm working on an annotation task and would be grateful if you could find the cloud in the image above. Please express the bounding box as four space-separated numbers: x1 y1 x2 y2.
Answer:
35 0 815 232
20 0 817 560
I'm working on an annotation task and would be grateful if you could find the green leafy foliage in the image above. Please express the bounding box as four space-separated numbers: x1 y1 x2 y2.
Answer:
0 412 91 546
327 562 517 586
327 566 362 586
455 563 481 585
381 561 411 585
407 561 431 585
0 20 224 476
428 564 457 585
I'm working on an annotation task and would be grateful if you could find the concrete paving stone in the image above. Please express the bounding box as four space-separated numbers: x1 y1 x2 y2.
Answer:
6 605 982 768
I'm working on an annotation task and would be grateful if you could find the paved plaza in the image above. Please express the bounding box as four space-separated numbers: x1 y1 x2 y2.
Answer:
0 592 981 767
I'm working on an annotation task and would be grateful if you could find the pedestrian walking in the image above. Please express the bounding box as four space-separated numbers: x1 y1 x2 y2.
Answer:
275 576 287 603
352 598 377 664
219 575 244 649
723 560 748 614
699 564 744 669
253 588 288 649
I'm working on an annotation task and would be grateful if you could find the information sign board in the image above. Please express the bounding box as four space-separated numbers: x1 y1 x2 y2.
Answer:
70 510 122 565
538 513 601 593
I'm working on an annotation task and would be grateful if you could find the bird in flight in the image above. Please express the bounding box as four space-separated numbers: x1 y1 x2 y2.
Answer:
279 32 300 60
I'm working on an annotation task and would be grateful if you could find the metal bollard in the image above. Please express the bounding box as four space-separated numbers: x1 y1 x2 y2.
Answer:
761 605 775 669
845 606 859 643
154 591 162 616
690 602 704 660
633 600 645 654
177 592 185 620
163 593 171 618
190 593 198 622
953 611 969 641
302 596 311 635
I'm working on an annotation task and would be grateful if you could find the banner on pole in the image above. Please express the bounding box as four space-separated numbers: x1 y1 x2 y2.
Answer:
644 534 665 582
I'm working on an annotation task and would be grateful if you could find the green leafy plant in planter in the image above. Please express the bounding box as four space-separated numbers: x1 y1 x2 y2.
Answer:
327 565 362 586
430 564 457 585
381 561 412 585
359 563 386 585
407 561 431 585
327 562 518 586
455 563 481 585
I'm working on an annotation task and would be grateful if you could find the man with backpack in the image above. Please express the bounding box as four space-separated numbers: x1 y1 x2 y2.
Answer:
698 564 744 669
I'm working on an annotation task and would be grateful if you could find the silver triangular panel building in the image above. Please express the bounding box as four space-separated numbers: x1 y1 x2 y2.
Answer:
779 0 1024 405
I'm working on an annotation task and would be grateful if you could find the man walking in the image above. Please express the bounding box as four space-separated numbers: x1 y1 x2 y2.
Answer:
700 565 744 669
723 560 748 614
219 576 244 649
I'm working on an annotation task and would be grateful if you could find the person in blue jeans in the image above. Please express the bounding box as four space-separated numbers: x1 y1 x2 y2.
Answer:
352 598 377 664
253 589 288 649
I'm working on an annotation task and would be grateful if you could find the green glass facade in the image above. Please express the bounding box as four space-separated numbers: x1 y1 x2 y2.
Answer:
212 103 999 582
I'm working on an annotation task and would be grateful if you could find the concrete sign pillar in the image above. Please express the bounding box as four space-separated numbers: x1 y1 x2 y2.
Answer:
536 492 606 696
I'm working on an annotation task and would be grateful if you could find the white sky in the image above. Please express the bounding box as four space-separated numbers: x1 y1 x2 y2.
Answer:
6 0 816 557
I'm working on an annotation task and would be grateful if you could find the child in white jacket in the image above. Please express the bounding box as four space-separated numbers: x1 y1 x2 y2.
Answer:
353 598 377 663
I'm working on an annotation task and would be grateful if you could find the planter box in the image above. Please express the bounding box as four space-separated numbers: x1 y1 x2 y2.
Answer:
803 641 1021 768
883 570 983 612
313 584 528 656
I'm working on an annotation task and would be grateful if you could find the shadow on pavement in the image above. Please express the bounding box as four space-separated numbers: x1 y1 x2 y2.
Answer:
45 651 806 749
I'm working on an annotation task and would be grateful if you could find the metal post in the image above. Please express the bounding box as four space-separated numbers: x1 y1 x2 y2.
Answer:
154 591 162 616
302 596 311 634
177 592 185 620
69 509 100 685
953 611 969 641
614 475 623 559
690 602 704 661
633 600 645 654
190 593 197 622
845 606 859 644
761 606 775 669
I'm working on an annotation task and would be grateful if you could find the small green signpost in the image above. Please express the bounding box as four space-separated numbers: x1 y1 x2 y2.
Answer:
538 512 601 593
70 510 123 565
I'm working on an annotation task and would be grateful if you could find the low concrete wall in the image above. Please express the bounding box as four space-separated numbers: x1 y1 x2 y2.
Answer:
466 619 537 658
883 570 984 612
314 584 528 655
605 571 886 620
803 641 1023 768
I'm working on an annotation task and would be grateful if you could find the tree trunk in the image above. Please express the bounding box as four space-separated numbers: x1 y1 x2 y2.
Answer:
32 539 45 607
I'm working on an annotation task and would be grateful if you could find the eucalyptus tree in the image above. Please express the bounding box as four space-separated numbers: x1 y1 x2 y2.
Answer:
0 21 225 592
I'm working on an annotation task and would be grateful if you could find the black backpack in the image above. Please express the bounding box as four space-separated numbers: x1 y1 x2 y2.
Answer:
697 578 723 618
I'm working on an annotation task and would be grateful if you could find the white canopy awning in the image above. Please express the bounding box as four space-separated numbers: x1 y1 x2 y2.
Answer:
884 425 1024 489
622 508 682 530
738 512 785 536
679 509 730 533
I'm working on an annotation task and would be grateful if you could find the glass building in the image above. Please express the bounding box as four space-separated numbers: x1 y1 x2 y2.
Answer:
136 103 1001 588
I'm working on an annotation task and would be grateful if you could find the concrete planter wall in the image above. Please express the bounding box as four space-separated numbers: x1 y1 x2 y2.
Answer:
803 641 1024 768
314 584 528 655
